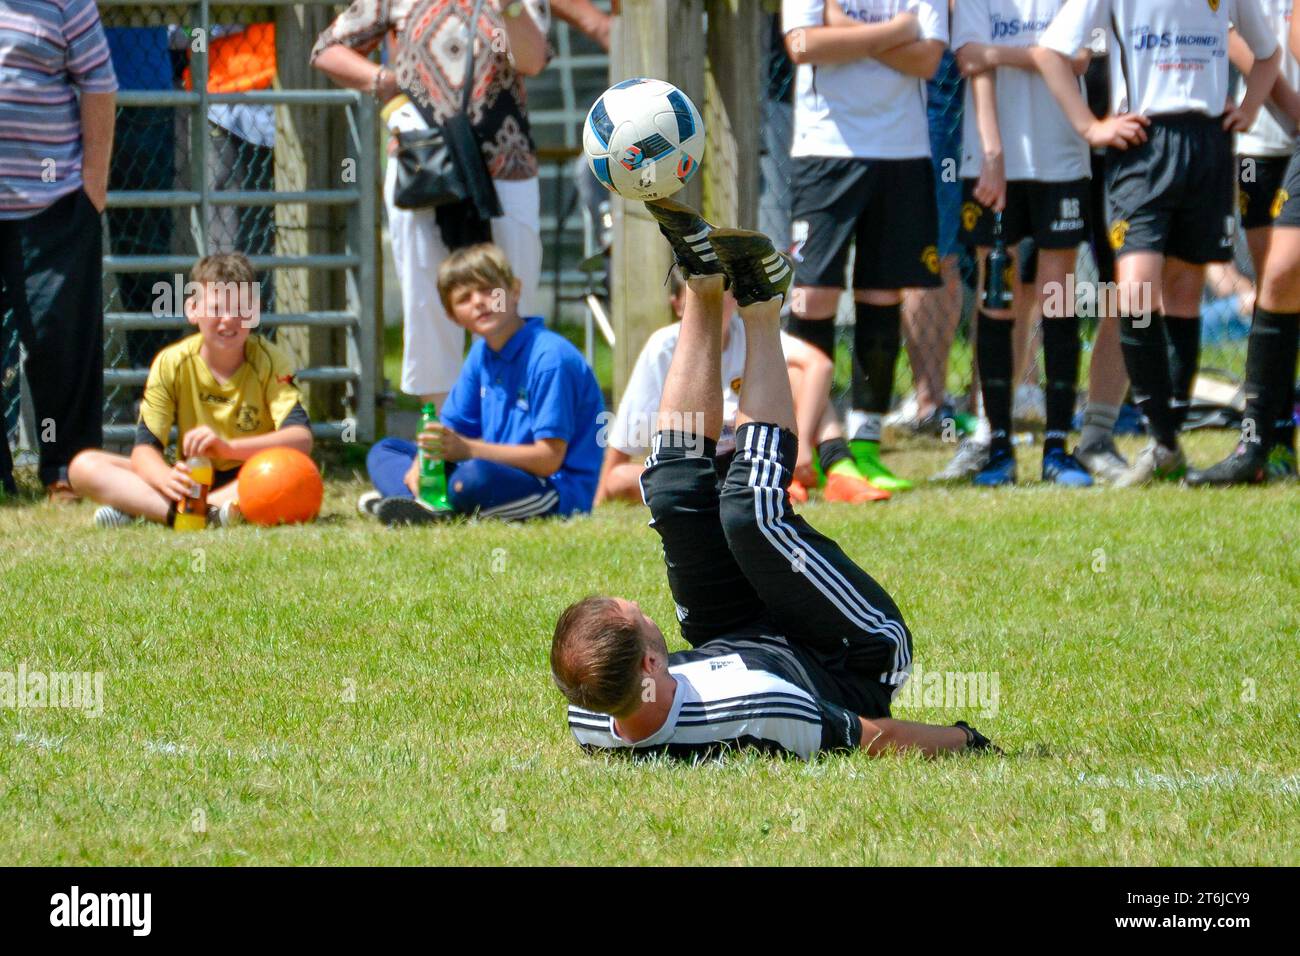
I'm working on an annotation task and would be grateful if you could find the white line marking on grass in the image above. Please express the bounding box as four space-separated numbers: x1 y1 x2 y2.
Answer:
13 732 65 751
144 740 191 756
1077 769 1300 795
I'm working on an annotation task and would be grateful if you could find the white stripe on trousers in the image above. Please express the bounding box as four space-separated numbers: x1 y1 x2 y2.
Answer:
477 489 559 520
741 425 911 683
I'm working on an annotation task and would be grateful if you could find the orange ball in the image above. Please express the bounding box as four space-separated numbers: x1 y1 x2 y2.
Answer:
237 448 323 526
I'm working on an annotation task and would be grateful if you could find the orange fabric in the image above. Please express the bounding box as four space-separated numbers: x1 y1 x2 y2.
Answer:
184 24 277 93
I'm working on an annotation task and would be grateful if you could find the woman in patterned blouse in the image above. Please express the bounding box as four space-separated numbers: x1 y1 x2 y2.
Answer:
312 0 550 412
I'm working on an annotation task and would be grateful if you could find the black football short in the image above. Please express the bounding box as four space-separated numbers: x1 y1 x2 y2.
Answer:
1237 154 1290 230
959 177 1090 250
1268 146 1300 229
789 156 942 291
1104 112 1236 264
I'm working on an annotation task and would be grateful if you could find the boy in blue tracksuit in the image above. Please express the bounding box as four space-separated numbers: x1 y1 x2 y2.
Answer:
364 243 603 524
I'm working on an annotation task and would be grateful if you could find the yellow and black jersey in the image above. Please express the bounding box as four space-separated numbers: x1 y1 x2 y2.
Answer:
135 333 309 472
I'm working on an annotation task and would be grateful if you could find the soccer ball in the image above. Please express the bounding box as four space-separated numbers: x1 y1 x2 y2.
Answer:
583 78 705 202
237 447 323 526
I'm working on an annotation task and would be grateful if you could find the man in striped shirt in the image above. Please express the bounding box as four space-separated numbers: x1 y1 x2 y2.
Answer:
0 0 117 498
551 206 997 761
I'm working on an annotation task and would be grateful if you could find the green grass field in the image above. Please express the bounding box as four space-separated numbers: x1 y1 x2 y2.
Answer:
1 430 1297 866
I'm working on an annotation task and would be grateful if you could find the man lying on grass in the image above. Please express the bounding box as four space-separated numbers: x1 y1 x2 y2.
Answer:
550 204 999 760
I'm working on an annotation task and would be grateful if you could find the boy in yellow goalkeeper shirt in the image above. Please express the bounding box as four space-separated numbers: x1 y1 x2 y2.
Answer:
69 253 313 527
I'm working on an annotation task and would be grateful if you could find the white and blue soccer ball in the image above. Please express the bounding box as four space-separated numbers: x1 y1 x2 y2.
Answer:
582 78 705 202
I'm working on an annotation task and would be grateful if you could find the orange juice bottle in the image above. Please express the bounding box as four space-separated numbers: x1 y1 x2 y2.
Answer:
173 455 213 531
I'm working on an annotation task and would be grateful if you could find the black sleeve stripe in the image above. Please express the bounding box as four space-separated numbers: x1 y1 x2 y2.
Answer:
134 421 166 450
681 704 823 725
280 402 310 428
584 737 804 762
676 710 822 728
681 698 822 722
681 696 819 714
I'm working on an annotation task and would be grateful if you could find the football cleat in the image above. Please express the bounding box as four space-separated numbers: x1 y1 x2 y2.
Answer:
1114 441 1186 487
1041 448 1094 487
849 439 913 491
1073 437 1129 484
822 471 890 503
972 447 1017 487
1185 442 1269 486
706 228 794 307
644 198 721 279
929 439 989 483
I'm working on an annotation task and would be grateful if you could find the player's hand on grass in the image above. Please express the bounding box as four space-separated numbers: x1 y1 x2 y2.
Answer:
182 425 231 461
416 421 470 462
1085 114 1149 150
974 152 1007 213
161 461 195 502
955 43 998 76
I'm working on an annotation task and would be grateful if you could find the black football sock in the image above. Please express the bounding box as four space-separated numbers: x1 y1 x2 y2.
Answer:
976 312 1014 454
1042 315 1081 455
788 315 836 362
1272 310 1299 452
852 302 901 416
1165 315 1202 433
816 436 852 472
1119 309 1178 448
1241 307 1286 449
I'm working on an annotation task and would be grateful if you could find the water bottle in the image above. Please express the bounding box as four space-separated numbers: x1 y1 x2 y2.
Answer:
983 211 1014 311
173 455 212 531
418 403 452 511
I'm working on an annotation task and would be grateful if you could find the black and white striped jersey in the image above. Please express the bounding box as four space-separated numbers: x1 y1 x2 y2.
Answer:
566 635 863 762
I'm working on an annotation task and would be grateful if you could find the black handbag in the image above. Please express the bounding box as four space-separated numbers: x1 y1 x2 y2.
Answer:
392 0 502 220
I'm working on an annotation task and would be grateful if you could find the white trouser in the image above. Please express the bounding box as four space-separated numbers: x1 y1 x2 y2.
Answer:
384 162 542 396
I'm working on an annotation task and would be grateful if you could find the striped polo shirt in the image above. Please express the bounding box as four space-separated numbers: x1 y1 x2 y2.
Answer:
0 0 118 218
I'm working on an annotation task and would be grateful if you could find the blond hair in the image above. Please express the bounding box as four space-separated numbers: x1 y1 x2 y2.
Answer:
436 243 518 315
191 252 256 286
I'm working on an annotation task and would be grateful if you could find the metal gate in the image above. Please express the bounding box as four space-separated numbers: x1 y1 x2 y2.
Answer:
3 0 380 466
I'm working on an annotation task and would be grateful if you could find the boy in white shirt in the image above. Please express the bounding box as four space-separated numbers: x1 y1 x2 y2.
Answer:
1033 0 1281 484
781 0 948 493
1190 2 1300 482
954 0 1096 487
597 270 889 505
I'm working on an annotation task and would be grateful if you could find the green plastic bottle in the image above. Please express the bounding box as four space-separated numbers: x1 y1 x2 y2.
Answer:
418 403 452 511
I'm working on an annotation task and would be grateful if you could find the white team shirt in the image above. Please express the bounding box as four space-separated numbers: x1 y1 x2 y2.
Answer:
782 0 949 159
953 0 1092 180
568 653 858 761
1237 0 1299 156
608 315 800 458
1040 0 1278 118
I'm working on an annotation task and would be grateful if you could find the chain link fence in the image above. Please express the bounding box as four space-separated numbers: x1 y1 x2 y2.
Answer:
3 0 377 480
